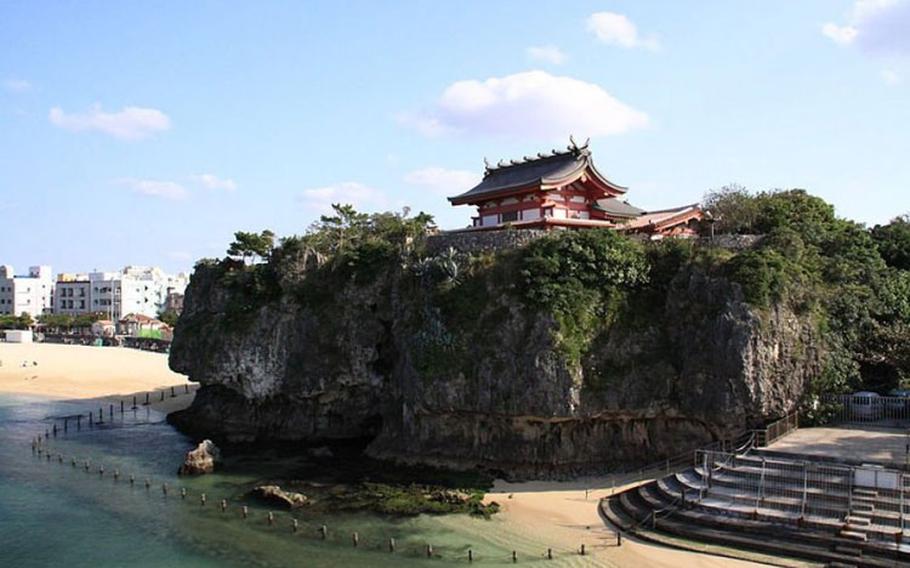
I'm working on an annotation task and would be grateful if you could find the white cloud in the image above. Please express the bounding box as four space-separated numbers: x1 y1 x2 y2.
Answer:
587 12 659 51
526 45 567 65
401 70 649 140
296 181 387 215
4 78 32 93
882 68 902 84
191 173 237 191
115 178 188 200
49 104 171 140
404 167 480 196
823 0 910 53
822 23 859 45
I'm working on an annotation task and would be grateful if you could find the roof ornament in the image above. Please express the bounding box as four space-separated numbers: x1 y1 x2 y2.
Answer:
569 134 578 150
498 159 507 168
483 157 492 172
524 156 534 162
537 152 547 158
510 159 520 165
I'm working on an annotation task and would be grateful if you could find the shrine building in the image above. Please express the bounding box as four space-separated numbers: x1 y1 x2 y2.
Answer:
448 138 704 238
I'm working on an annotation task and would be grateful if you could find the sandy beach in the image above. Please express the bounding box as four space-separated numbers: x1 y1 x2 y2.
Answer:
0 342 190 401
477 478 801 568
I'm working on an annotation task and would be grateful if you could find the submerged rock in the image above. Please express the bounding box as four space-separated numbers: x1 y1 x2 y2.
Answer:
178 439 220 475
250 485 309 509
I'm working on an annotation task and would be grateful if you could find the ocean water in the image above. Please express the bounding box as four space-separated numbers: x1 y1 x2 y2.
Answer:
0 394 583 567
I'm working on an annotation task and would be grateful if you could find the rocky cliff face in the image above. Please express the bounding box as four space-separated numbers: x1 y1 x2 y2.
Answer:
170 234 822 479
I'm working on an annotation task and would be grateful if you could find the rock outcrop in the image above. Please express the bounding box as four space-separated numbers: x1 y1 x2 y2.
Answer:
169 236 823 479
250 485 308 509
178 439 220 475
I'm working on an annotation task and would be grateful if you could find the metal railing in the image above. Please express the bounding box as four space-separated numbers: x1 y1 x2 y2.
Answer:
694 448 910 538
821 394 910 427
752 411 799 447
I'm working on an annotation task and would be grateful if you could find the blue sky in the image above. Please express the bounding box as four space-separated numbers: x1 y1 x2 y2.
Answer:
1 0 908 274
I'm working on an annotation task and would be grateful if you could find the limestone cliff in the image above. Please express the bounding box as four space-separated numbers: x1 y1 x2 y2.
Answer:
169 231 822 478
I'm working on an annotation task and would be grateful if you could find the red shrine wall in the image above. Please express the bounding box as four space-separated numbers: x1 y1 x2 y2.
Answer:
471 188 600 227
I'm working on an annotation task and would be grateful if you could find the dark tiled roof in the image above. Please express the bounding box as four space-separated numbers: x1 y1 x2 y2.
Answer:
449 141 626 204
594 197 645 218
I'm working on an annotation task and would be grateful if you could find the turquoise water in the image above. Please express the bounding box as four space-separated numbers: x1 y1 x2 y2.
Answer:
0 394 581 567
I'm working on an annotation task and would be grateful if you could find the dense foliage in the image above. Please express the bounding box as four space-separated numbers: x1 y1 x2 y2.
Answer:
0 313 33 330
37 312 108 330
704 186 910 395
520 230 649 365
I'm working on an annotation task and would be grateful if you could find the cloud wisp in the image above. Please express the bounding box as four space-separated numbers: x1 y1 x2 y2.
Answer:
3 78 32 93
526 45 567 65
49 104 171 140
587 12 660 51
115 178 188 200
192 173 237 191
297 182 387 215
404 167 480 196
400 70 649 140
822 0 910 54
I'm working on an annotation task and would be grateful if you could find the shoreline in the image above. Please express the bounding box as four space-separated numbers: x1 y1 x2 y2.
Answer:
1 342 781 566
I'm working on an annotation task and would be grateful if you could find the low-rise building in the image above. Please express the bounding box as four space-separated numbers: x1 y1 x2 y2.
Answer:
55 273 91 314
0 265 54 317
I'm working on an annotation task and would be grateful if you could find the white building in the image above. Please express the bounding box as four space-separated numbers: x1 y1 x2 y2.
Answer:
0 265 54 318
88 266 188 320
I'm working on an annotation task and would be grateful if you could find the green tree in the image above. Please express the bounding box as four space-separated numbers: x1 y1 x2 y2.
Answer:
871 215 910 271
157 309 180 326
702 184 759 234
227 230 275 263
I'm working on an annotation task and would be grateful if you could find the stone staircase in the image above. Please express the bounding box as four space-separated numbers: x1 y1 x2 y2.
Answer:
601 452 910 567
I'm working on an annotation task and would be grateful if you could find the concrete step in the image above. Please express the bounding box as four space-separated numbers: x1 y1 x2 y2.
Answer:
839 530 868 542
854 489 878 497
833 545 863 556
845 516 871 526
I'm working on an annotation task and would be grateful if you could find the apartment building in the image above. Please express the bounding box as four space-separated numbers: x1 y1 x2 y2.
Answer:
0 265 54 317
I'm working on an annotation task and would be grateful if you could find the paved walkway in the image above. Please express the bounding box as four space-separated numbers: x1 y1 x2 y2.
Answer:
767 425 910 466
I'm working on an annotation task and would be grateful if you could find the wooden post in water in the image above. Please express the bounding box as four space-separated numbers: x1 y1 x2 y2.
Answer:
120 400 124 414
89 412 93 426
77 414 81 429
267 511 274 526
579 544 585 556
352 532 359 547
468 549 473 563
200 493 206 506
319 525 327 540
388 538 395 552
547 548 552 559
160 391 165 402
171 386 176 398
132 395 137 409
162 483 168 497
185 384 189 394
52 424 57 437
145 478 151 491
114 469 120 481
242 505 249 519
144 392 150 406
291 519 298 533
512 550 517 563
58 454 63 463
98 407 103 424
130 474 135 486
220 499 227 512
64 417 68 433
181 488 187 500
426 544 433 558
98 465 104 476
84 460 90 472
109 404 113 419
71 457 76 467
